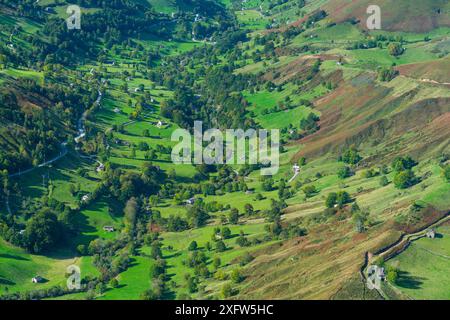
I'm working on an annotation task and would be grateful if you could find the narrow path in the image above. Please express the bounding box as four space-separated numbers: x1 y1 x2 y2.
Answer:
398 75 450 86
5 194 12 215
122 120 136 127
75 90 105 169
8 142 68 178
288 170 299 183
413 243 450 260
233 169 257 181
75 90 102 141
374 213 450 262
419 78 450 85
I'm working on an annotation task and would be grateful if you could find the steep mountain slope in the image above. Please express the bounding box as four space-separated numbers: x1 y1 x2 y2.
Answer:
0 79 92 172
323 0 450 32
231 76 449 299
263 0 450 32
396 57 450 83
294 68 450 162
238 58 450 299
227 0 450 300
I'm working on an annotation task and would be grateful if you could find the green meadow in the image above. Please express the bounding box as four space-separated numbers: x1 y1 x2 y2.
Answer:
387 225 450 300
0 239 79 295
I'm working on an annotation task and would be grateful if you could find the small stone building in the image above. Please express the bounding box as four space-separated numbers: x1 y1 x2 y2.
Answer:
103 226 115 232
426 229 436 239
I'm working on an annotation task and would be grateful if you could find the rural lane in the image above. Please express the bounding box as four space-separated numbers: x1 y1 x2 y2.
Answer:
8 90 103 179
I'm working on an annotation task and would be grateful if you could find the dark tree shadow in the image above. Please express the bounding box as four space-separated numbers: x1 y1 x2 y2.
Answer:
0 253 29 261
128 257 139 268
396 271 425 290
163 252 181 260
0 277 15 285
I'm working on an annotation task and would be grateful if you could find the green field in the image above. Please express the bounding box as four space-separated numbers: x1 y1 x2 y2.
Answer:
236 10 268 30
387 225 450 300
0 239 78 295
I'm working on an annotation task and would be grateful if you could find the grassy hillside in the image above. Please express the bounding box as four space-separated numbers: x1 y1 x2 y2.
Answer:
323 0 450 33
387 224 450 299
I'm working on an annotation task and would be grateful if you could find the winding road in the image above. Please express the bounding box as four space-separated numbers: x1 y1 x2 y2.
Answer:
3 90 103 214
8 90 102 179
5 195 12 215
8 142 68 179
5 90 103 214
75 90 102 142
8 90 103 178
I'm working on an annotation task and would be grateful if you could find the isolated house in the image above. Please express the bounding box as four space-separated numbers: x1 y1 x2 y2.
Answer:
74 132 86 144
367 266 386 283
103 226 115 232
377 267 386 281
185 197 196 205
293 164 300 173
426 229 436 239
81 194 90 203
32 276 44 283
96 163 105 173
